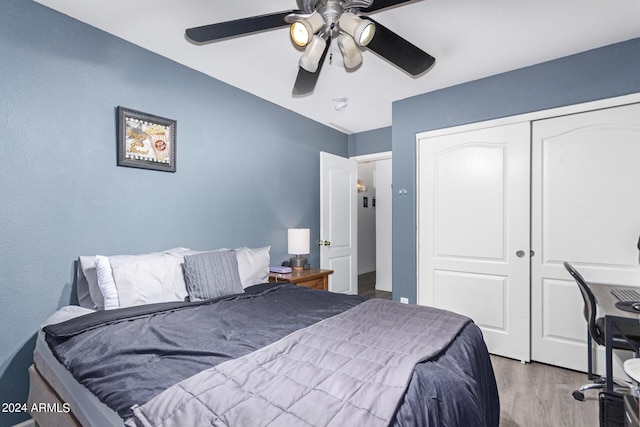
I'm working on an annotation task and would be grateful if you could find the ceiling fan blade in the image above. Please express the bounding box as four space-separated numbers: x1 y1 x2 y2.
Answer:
186 11 297 43
365 18 435 76
292 40 331 97
360 0 422 13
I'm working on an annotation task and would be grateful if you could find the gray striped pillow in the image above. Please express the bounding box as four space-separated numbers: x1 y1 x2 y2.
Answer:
183 250 243 301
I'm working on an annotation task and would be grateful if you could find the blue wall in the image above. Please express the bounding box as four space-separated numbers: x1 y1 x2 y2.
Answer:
391 38 640 303
0 1 347 424
3 1 640 423
347 126 392 157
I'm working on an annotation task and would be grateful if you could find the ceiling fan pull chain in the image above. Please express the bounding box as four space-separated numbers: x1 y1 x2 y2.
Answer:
329 26 335 64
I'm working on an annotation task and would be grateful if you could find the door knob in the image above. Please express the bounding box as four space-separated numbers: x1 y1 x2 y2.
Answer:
318 240 331 246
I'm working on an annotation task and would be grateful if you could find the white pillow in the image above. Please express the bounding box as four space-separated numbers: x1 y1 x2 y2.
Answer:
235 246 271 288
108 252 189 308
94 255 120 310
86 247 190 309
78 256 102 309
87 246 270 308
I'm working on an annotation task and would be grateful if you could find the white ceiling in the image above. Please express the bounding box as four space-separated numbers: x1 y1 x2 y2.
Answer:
35 0 640 134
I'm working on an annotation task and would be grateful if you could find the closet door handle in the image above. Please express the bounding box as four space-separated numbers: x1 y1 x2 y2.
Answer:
318 240 331 246
516 250 535 258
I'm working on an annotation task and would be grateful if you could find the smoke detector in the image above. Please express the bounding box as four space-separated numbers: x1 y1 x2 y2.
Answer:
333 97 348 111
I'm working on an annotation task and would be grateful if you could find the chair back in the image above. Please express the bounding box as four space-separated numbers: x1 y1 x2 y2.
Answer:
563 261 603 345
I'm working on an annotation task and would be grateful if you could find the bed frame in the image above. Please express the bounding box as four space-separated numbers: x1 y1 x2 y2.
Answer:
27 364 82 427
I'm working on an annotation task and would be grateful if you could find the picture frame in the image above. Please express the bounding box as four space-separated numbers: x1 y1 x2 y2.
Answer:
117 106 176 172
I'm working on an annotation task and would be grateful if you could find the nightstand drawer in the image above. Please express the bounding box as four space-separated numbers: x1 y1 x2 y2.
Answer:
297 277 325 290
268 269 332 292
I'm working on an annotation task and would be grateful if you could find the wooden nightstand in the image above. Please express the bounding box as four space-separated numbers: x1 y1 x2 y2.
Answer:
268 268 334 291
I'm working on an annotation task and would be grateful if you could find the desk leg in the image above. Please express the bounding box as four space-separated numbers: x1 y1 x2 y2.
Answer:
605 316 614 392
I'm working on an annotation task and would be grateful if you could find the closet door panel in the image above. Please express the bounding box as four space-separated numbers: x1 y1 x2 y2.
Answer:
432 143 506 260
531 102 640 373
418 122 531 362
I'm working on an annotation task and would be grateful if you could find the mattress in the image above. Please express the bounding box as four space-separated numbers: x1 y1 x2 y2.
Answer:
36 284 499 426
32 306 124 426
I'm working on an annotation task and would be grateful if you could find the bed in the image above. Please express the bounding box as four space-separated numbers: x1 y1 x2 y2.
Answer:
28 247 499 426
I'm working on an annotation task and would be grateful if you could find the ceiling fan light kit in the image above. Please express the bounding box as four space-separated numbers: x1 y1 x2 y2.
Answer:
185 0 436 96
337 33 363 69
290 11 325 47
338 12 375 46
299 35 327 72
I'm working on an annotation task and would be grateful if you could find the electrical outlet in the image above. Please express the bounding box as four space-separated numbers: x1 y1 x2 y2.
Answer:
400 297 409 304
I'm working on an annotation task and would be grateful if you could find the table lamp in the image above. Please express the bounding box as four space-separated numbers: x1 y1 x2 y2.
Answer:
288 228 310 270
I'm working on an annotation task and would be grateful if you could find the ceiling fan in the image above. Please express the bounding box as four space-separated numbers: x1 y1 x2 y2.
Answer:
185 0 435 96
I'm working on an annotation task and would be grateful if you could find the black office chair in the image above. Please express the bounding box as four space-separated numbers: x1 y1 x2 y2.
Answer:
563 261 640 401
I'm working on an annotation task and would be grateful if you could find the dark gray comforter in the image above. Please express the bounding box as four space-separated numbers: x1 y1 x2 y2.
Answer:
45 283 499 426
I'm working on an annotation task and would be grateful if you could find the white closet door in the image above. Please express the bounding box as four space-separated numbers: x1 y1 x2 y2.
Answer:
531 103 640 373
418 122 531 361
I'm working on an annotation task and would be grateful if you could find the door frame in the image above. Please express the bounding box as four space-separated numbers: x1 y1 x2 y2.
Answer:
351 151 392 163
351 151 393 293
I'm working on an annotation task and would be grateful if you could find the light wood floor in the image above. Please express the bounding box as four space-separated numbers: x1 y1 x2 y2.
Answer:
359 273 600 426
492 355 599 426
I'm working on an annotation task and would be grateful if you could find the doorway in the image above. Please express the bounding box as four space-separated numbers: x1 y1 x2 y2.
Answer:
353 152 392 300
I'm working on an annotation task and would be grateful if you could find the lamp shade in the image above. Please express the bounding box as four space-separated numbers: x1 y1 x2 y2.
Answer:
288 228 310 255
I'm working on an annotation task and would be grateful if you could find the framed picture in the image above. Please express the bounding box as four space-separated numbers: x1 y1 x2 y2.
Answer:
117 106 176 172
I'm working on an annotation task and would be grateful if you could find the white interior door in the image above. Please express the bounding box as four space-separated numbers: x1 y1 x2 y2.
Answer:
531 103 640 373
320 152 357 294
418 122 531 361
